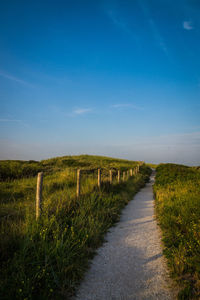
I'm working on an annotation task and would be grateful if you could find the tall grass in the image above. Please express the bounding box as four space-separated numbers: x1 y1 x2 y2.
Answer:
0 155 151 299
154 164 200 299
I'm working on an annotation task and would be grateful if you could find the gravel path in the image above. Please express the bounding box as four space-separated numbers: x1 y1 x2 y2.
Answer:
74 172 175 300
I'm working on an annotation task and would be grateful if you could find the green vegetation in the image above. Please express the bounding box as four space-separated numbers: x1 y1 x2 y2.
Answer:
0 155 151 299
0 160 43 181
154 164 200 299
146 163 158 169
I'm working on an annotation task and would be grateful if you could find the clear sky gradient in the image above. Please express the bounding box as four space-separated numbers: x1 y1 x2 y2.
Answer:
0 0 200 165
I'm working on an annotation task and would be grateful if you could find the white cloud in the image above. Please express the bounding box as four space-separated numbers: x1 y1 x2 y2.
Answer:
183 21 194 30
111 104 143 110
48 106 93 118
73 108 92 115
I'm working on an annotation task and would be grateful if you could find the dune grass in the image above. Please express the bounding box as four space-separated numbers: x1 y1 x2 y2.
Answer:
0 155 151 299
154 164 200 299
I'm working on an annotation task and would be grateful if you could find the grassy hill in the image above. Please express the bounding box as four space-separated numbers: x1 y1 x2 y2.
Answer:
154 164 200 299
0 155 151 299
0 154 146 181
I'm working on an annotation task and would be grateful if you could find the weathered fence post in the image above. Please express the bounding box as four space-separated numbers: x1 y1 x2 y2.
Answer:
77 169 81 197
127 170 129 179
109 170 113 184
36 172 43 220
98 168 101 188
123 171 126 182
118 170 120 183
130 169 133 176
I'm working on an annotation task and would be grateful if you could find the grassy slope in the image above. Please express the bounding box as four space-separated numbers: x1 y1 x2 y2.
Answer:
154 164 200 299
146 163 158 169
0 155 151 299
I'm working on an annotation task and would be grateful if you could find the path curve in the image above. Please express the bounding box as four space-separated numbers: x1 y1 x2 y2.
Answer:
74 172 175 300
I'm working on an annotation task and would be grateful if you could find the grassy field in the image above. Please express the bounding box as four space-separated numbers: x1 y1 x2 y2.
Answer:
0 155 151 300
154 164 200 299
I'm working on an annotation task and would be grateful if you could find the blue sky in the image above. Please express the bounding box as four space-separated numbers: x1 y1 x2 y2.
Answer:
0 0 200 165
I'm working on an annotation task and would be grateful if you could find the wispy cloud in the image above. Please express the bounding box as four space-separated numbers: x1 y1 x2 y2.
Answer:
183 21 194 30
106 10 131 34
105 9 140 47
148 18 169 57
73 108 92 115
138 0 169 58
0 70 33 87
107 1 167 57
111 104 143 110
49 105 93 118
0 118 29 127
0 118 22 122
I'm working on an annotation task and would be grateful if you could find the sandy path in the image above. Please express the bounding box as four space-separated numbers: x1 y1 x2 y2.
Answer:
74 172 174 300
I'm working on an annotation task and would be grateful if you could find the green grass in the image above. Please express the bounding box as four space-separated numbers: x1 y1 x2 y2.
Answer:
0 155 151 299
154 164 200 299
146 163 158 169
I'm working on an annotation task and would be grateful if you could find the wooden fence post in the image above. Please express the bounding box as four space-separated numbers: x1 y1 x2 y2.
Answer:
109 170 113 184
123 171 125 182
117 170 120 183
36 172 43 220
77 169 81 198
98 168 101 188
130 169 133 176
